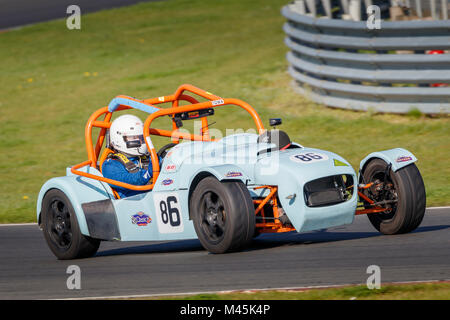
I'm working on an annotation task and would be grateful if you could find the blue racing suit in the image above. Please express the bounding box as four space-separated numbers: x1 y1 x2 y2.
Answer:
102 155 159 198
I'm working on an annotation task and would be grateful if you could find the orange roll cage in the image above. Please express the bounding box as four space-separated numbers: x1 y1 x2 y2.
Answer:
71 84 264 191
69 84 387 235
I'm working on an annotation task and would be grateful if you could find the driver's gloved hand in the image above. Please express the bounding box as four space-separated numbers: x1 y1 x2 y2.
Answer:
145 155 163 179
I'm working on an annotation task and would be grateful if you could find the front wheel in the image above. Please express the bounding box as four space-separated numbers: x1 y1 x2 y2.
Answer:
41 189 100 260
190 177 255 253
361 159 426 235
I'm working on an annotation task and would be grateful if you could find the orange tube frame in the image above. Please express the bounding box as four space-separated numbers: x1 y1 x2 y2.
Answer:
71 84 265 191
355 187 391 215
253 186 296 233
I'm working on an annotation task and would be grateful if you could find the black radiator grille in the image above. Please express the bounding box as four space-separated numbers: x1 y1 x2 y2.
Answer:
304 174 354 207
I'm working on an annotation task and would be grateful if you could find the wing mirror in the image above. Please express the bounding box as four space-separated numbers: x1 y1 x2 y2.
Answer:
269 118 282 127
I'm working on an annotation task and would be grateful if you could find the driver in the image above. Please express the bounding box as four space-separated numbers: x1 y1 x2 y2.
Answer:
102 114 159 198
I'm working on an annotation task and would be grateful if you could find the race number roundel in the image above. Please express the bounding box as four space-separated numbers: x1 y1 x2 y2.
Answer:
290 152 328 164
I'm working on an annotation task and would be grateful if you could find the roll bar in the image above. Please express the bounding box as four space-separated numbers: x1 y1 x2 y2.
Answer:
70 84 265 191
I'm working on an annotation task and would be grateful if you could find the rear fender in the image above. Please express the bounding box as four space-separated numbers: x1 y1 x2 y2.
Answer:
36 173 112 236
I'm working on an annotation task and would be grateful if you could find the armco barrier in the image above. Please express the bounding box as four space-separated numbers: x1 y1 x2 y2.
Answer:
281 5 450 114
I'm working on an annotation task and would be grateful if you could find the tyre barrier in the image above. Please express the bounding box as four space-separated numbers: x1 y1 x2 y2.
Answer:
281 4 450 114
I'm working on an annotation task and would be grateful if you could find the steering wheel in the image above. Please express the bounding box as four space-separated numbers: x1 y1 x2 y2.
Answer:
157 143 177 159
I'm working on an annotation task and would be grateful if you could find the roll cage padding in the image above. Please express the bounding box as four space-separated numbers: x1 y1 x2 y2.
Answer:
108 95 160 114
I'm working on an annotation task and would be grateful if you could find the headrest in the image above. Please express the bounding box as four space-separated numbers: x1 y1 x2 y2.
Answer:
257 130 291 151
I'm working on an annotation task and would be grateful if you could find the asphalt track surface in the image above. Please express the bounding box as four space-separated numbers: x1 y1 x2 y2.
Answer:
0 0 163 30
0 208 449 299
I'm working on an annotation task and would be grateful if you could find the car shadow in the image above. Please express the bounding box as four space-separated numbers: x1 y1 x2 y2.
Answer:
96 239 204 257
246 224 450 252
410 225 450 234
247 230 379 251
95 224 450 257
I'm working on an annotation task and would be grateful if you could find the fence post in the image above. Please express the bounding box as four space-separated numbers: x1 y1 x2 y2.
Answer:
341 0 350 14
349 0 362 21
431 0 438 20
321 0 333 18
364 0 373 9
292 0 307 14
306 0 317 17
415 0 423 18
442 0 448 20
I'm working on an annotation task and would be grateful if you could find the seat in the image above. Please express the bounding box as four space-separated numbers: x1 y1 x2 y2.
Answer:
98 147 121 199
98 147 114 173
257 129 297 154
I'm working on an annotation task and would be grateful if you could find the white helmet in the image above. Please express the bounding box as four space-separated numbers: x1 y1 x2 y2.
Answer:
109 114 149 156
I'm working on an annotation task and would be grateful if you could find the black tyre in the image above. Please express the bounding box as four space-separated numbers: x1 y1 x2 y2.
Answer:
41 189 100 260
361 159 426 235
190 177 255 253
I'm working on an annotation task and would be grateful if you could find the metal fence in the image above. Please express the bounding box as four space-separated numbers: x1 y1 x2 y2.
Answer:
282 3 450 114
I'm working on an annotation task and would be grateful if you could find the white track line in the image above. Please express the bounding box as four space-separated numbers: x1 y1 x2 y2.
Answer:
426 206 450 210
0 222 37 227
2 206 449 227
59 279 450 300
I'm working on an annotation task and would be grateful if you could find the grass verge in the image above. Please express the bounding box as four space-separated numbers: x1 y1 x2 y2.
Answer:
0 0 449 222
130 282 450 300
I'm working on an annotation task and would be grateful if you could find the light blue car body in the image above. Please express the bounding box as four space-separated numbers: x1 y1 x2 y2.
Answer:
36 129 418 243
37 87 420 246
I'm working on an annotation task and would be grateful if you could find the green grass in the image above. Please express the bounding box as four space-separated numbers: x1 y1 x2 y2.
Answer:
128 282 450 300
0 0 449 223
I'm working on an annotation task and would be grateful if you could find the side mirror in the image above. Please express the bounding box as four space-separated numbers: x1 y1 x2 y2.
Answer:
269 118 282 127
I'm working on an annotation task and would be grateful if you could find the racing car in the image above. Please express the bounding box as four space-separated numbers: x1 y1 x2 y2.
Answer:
37 84 426 259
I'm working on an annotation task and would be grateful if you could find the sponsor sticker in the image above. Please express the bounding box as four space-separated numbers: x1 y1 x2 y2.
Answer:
333 159 349 167
162 179 174 186
225 171 243 177
211 99 224 106
396 156 413 163
165 164 176 172
131 212 152 226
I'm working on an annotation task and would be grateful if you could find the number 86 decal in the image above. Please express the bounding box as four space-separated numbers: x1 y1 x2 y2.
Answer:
290 152 328 163
159 196 180 227
154 192 184 233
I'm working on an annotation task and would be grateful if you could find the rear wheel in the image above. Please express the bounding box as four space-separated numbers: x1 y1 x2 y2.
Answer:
361 159 426 234
190 177 255 253
41 189 100 260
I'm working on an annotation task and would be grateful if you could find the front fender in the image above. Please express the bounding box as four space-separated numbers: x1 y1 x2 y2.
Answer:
359 148 418 174
36 174 112 236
